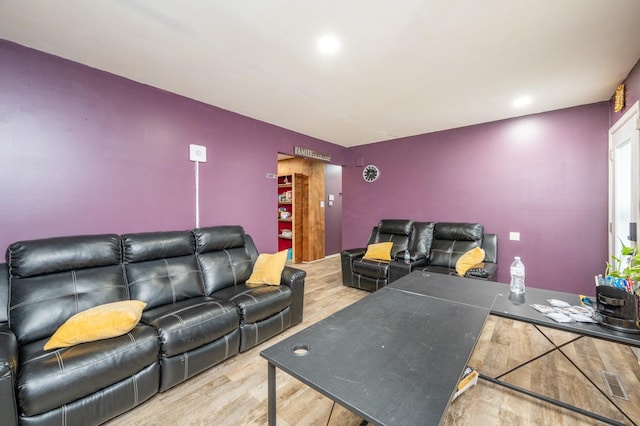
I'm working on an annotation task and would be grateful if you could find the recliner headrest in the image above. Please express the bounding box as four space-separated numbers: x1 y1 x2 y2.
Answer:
122 230 195 263
434 223 483 241
8 234 121 278
377 220 413 236
193 226 246 253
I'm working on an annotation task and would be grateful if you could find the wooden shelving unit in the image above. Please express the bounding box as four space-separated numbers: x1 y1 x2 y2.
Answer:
277 174 308 263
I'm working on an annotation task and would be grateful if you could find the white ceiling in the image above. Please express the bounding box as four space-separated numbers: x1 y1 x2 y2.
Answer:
1 1 640 147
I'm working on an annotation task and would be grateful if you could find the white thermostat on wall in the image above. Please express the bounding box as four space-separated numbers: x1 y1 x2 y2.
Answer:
189 144 207 162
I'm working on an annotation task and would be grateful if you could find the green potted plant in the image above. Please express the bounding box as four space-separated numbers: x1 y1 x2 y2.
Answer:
605 240 640 286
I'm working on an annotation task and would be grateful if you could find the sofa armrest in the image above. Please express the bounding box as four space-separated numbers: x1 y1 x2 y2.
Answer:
389 257 429 283
464 262 498 281
281 266 306 325
340 248 366 287
482 234 498 264
341 248 366 259
0 323 18 426
393 250 427 263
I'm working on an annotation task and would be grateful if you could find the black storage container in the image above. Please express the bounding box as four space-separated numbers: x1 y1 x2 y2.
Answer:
595 286 640 333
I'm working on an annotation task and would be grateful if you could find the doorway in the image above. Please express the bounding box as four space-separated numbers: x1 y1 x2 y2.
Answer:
609 101 640 262
277 153 342 261
324 163 343 256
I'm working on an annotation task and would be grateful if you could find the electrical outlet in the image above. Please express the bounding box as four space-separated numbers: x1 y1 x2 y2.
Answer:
509 232 520 241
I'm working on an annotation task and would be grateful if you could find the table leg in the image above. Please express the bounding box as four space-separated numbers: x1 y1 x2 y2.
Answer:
268 362 276 426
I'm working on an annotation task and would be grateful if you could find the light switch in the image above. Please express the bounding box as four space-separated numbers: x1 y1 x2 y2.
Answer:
509 232 520 241
328 194 335 201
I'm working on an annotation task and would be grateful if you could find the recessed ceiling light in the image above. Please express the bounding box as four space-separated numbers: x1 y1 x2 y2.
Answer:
513 96 532 108
316 34 340 54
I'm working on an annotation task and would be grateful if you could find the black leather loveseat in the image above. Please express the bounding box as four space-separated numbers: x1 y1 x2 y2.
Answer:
0 225 305 426
341 220 497 292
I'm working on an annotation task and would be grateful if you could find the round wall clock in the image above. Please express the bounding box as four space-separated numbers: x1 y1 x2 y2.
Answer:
362 164 380 182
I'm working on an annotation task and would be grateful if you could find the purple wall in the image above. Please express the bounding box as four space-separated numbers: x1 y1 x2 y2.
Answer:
0 39 345 253
1 38 630 297
343 103 610 295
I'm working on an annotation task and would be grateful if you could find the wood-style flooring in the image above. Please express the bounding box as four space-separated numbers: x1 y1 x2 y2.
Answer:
443 316 640 425
106 256 640 425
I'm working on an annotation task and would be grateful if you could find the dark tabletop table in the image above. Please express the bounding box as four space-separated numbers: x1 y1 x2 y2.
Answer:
262 272 640 425
260 285 490 426
390 271 640 425
390 271 640 347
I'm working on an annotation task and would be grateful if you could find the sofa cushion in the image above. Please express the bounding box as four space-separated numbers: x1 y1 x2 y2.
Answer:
8 234 121 279
17 324 159 417
44 300 146 350
246 250 288 286
455 247 485 277
430 240 481 269
433 222 483 242
377 220 413 236
212 284 292 324
123 231 204 309
197 249 255 294
193 226 247 253
122 231 194 263
125 255 205 309
194 227 259 294
370 221 413 260
362 242 393 262
142 297 239 357
409 222 435 260
8 235 127 345
352 259 390 280
10 265 128 345
429 223 484 269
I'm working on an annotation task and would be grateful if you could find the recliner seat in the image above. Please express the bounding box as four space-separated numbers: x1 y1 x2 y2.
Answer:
7 234 160 425
341 220 414 292
423 222 498 280
342 220 499 292
122 230 241 392
0 225 306 425
194 226 302 352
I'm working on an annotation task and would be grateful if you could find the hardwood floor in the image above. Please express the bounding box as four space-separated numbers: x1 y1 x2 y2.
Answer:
442 316 640 426
106 256 640 425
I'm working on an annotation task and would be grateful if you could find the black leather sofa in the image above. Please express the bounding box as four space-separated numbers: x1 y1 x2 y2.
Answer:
0 225 305 426
341 220 498 292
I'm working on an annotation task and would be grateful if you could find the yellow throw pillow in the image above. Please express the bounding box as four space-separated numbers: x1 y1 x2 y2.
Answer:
44 300 146 351
362 242 394 262
246 249 288 286
455 247 486 276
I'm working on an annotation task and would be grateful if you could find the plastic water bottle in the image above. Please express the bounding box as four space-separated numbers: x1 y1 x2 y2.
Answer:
510 256 525 295
404 249 411 264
